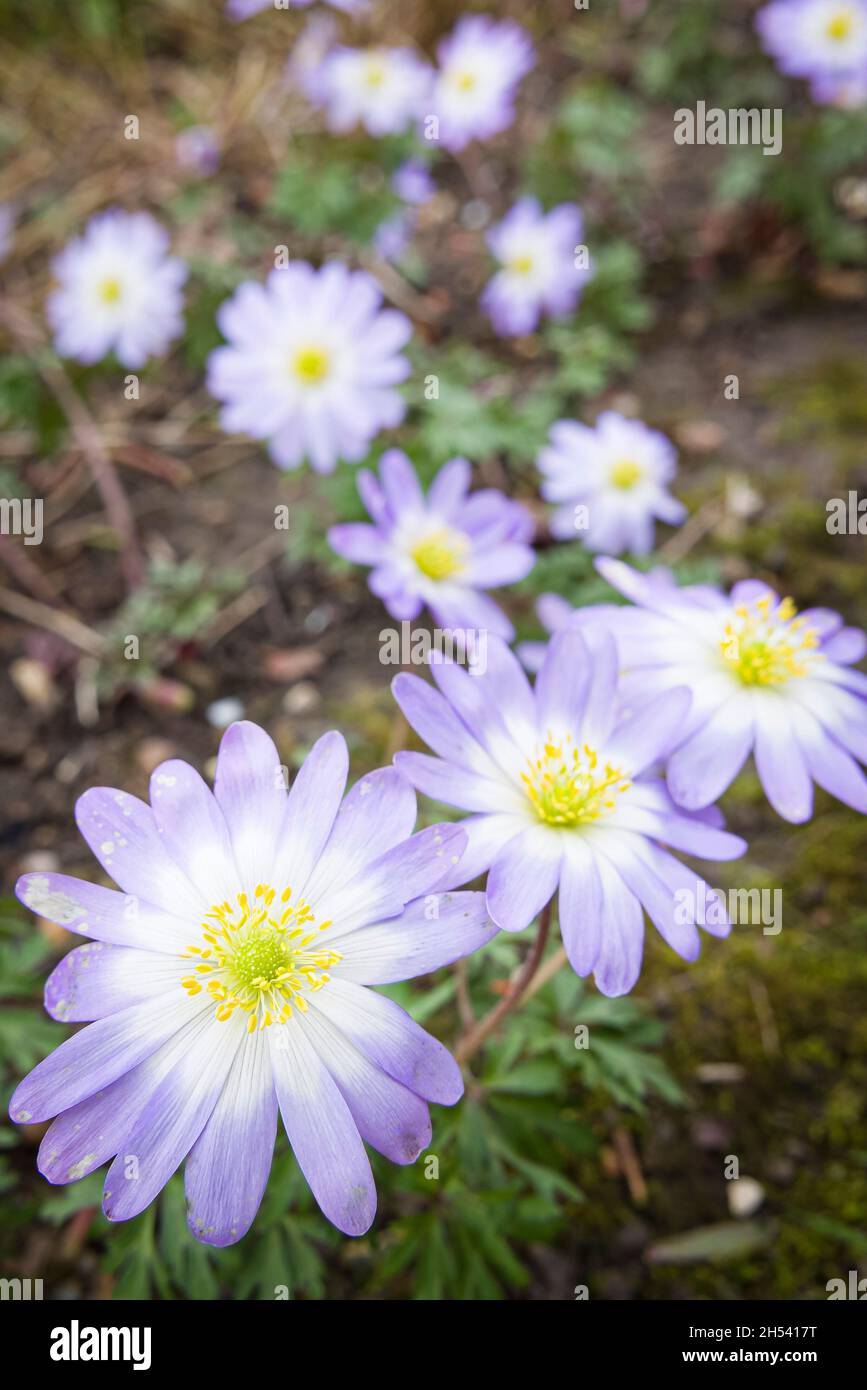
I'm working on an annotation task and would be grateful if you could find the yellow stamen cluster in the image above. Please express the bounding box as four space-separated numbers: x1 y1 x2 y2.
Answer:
291 345 331 386
522 734 631 828
826 13 854 40
609 458 643 490
720 595 819 686
452 70 478 92
410 527 468 581
507 253 534 275
363 55 387 88
181 884 340 1032
98 277 122 305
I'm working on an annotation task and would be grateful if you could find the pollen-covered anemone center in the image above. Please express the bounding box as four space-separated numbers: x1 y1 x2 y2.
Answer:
609 458 643 490
98 276 123 305
522 734 631 828
507 253 534 275
720 595 820 686
410 526 468 581
290 344 331 387
181 884 341 1032
826 12 854 40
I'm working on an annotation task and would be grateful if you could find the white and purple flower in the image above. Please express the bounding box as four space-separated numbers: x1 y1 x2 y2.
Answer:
392 159 436 206
757 0 867 102
10 722 494 1243
228 0 366 18
47 209 186 369
206 261 412 473
304 45 432 137
175 125 221 177
392 632 746 996
481 198 590 337
537 411 687 555
427 16 534 152
372 162 436 263
328 450 536 639
595 557 867 823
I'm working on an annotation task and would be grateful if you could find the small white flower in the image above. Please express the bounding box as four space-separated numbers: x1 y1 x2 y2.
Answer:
305 45 431 136
538 411 686 555
47 210 186 368
207 261 412 473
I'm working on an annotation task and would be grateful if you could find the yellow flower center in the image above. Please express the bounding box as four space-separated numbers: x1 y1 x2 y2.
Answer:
181 884 341 1032
98 277 122 305
720 596 820 687
290 345 331 386
410 527 468 581
826 12 853 40
452 69 478 93
507 253 534 275
610 459 643 490
363 56 387 88
522 735 631 828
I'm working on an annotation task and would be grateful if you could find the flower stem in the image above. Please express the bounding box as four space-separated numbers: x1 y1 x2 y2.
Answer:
455 901 552 1066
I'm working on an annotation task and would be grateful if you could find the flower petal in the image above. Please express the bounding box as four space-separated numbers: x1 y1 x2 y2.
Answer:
558 838 603 977
667 705 754 810
14 873 192 954
486 824 561 933
754 701 813 823
214 721 287 891
592 856 645 997
268 1019 376 1236
74 788 205 918
609 686 692 776
302 767 416 907
185 1028 278 1246
149 760 240 905
103 1013 243 1223
304 1005 431 1165
271 731 349 890
44 943 180 1022
331 891 496 983
10 994 201 1125
312 978 462 1105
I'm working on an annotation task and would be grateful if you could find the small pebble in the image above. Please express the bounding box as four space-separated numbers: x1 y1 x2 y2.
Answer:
206 697 245 729
282 681 319 715
727 1176 765 1218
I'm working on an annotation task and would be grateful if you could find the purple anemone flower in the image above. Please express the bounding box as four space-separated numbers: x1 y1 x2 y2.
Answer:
537 411 686 555
392 159 436 206
328 449 536 640
206 262 412 474
10 722 495 1243
427 16 534 152
481 198 591 337
373 208 416 262
392 632 746 997
756 0 867 102
304 46 432 137
595 558 867 823
175 125 221 177
228 0 366 19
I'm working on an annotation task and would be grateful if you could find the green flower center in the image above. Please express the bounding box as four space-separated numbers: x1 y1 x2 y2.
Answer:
181 884 341 1032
